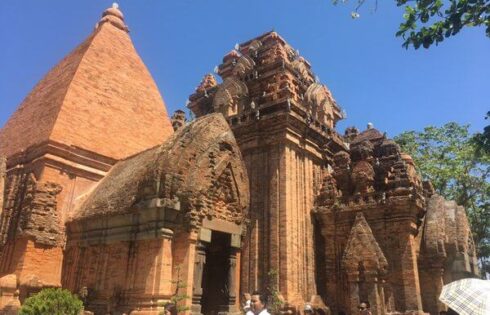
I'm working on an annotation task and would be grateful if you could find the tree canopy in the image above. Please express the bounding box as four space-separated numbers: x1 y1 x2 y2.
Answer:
19 288 83 315
333 0 490 49
394 122 490 276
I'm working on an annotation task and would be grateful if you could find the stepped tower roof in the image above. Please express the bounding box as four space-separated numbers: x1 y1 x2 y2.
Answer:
0 4 173 160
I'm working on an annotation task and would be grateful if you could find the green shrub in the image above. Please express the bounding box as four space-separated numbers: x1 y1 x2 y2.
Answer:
19 288 83 315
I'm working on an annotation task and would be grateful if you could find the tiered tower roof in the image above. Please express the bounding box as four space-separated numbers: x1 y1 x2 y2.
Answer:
188 31 346 156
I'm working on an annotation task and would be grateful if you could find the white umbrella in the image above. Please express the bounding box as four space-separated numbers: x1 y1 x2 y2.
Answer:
439 278 490 315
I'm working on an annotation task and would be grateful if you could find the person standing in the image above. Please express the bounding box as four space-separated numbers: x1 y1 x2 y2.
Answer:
251 291 271 315
358 302 372 315
243 293 254 315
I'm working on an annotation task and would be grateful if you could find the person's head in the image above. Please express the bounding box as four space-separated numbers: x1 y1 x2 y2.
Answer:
243 292 252 301
304 303 314 315
358 303 368 312
439 311 448 315
243 299 252 312
164 303 177 315
251 291 267 314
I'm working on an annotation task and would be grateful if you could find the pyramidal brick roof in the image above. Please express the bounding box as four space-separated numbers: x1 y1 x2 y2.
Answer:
0 4 173 160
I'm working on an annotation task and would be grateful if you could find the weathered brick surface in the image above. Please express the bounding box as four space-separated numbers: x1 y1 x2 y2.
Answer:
188 31 345 307
73 113 249 227
63 238 174 314
0 156 5 219
0 7 173 160
0 274 21 314
62 113 249 314
417 194 479 314
314 127 478 315
0 5 174 306
0 5 481 315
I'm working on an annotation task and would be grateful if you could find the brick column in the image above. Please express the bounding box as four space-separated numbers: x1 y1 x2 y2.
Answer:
156 228 175 314
156 228 175 295
224 248 240 315
191 242 207 315
227 248 238 307
364 271 383 315
346 272 360 315
400 225 423 311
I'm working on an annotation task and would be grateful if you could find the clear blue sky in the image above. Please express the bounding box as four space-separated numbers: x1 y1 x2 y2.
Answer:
1 0 488 138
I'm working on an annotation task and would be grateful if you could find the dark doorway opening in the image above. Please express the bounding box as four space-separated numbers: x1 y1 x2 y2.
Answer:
201 231 231 315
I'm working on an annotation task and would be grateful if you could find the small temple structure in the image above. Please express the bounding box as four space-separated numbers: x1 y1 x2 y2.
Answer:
0 4 480 315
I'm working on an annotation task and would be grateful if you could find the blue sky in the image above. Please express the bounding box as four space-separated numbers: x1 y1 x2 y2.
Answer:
1 0 488 138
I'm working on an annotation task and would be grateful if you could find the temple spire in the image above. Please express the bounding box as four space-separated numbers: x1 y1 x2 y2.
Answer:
0 3 173 160
96 2 128 32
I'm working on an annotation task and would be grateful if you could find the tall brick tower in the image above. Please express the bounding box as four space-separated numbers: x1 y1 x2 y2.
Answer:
0 4 173 298
188 32 345 306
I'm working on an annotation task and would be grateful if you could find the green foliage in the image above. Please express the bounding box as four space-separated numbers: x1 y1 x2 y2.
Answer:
394 122 490 276
396 0 490 49
19 288 83 315
170 281 190 313
473 111 490 156
266 269 284 315
169 265 190 314
332 0 490 49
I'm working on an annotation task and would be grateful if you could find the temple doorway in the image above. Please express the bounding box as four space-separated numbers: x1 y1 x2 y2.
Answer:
201 231 231 315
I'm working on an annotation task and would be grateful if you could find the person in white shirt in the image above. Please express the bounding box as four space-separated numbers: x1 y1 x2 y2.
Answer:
250 291 271 315
243 292 254 315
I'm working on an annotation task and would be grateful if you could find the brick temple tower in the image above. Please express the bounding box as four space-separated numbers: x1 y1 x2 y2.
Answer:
188 31 346 306
0 4 173 298
0 5 480 314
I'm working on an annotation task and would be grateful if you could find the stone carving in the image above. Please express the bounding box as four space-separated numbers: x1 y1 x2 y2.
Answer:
344 127 359 143
350 140 374 162
171 110 186 131
196 73 218 93
305 83 336 127
342 213 388 273
341 213 388 315
23 181 63 246
246 40 262 57
212 77 249 116
333 151 352 194
379 138 400 157
74 113 249 231
0 171 62 247
326 128 425 205
232 55 255 78
223 49 240 63
315 127 456 315
315 173 340 207
351 160 375 195
291 57 314 83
